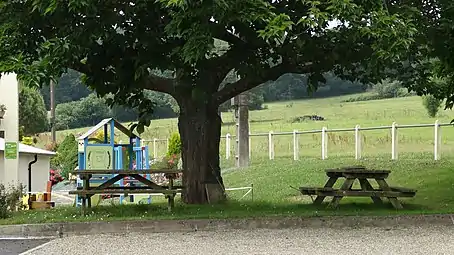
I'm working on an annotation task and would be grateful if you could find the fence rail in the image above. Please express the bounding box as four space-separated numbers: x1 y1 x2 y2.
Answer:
144 120 452 161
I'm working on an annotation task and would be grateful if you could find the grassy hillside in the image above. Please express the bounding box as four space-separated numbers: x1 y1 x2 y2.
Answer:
38 94 454 164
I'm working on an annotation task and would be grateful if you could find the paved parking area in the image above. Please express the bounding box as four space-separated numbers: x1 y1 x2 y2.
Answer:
22 226 454 255
0 239 51 255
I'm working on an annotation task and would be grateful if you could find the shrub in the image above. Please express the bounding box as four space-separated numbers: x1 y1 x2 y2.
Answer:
422 95 443 118
19 86 49 135
166 132 182 157
163 154 179 169
372 79 405 98
0 183 26 219
21 136 34 146
247 92 265 111
48 142 60 169
53 134 78 179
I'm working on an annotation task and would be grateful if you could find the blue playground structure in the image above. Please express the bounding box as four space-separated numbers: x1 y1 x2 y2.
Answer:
75 118 152 206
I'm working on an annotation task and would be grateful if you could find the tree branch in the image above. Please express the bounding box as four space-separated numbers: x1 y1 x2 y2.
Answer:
210 23 247 47
213 62 312 104
210 21 266 50
68 61 92 76
143 73 176 95
70 60 176 95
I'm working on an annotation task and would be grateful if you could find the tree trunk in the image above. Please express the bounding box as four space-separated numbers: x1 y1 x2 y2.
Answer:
178 99 226 204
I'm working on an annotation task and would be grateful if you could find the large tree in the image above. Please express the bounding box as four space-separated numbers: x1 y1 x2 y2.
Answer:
0 0 418 203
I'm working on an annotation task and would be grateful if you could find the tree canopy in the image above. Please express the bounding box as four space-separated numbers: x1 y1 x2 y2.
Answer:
0 0 429 204
380 1 454 109
0 1 417 127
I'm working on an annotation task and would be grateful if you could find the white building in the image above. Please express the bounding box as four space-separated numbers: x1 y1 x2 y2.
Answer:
0 138 55 192
0 73 55 193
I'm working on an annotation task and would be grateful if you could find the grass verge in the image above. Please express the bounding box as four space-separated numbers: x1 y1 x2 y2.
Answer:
1 155 453 225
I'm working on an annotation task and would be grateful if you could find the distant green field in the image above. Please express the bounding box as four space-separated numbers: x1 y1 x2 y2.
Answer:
38 94 454 166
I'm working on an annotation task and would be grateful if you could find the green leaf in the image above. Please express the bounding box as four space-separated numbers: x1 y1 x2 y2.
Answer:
136 124 145 135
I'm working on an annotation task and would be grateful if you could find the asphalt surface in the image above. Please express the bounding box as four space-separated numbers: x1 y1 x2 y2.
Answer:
22 226 454 255
0 239 52 255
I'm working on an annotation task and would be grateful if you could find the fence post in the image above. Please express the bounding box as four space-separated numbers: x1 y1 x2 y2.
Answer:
355 125 361 160
166 138 169 154
434 120 441 160
268 131 274 160
293 130 299 161
153 138 158 159
321 127 327 160
249 135 252 159
391 122 398 160
226 133 231 159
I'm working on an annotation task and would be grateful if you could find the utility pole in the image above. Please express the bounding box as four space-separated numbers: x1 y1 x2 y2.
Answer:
50 80 56 143
232 93 250 168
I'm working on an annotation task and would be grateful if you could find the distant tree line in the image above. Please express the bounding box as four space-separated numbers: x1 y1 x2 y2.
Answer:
39 70 177 130
342 79 415 102
37 70 369 131
29 70 439 133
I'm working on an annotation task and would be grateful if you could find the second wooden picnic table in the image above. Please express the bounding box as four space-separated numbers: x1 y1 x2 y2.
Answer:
300 166 416 209
69 169 183 213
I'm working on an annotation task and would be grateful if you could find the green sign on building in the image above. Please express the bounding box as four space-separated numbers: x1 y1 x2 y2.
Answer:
4 141 17 159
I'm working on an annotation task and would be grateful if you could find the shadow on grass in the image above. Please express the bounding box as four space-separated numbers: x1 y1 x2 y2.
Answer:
0 199 440 225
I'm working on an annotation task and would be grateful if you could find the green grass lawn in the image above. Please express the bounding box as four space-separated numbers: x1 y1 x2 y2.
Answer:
5 95 452 225
2 155 453 225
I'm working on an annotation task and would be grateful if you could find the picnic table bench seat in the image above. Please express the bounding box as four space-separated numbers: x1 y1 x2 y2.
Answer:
69 189 182 195
299 186 416 197
74 185 184 190
69 188 182 210
388 186 417 194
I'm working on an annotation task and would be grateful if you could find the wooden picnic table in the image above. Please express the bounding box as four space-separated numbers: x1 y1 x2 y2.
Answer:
69 169 183 213
299 166 416 209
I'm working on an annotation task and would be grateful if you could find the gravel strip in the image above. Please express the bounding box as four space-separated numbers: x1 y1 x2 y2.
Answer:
26 226 454 255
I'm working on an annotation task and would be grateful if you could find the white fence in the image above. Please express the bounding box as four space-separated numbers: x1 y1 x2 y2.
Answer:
142 138 168 159
144 120 451 161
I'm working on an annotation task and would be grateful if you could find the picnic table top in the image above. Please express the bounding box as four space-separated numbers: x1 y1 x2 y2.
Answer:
70 169 182 175
325 166 390 175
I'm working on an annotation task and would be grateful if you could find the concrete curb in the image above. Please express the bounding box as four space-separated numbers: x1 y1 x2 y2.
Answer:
1 214 454 238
